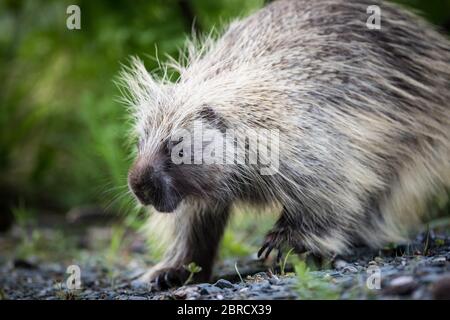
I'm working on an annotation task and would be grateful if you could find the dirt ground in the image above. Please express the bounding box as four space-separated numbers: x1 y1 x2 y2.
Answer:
1 213 449 300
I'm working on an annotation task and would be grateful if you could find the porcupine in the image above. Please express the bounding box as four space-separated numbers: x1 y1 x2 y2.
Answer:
122 0 450 289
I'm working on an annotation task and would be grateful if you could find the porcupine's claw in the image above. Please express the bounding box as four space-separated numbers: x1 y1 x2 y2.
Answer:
148 267 189 291
257 241 283 263
257 241 274 259
258 244 283 263
258 228 307 262
258 231 283 261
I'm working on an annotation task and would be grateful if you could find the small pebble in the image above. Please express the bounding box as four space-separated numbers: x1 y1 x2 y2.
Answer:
334 259 348 269
127 296 147 300
342 265 358 273
431 256 446 266
385 276 417 295
214 279 234 289
374 257 384 264
268 276 280 285
198 284 222 295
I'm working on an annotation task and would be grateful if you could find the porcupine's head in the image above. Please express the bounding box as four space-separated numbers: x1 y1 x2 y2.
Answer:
121 58 235 213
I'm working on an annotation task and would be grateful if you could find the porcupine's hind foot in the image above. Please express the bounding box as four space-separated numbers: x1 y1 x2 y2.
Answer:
257 213 306 263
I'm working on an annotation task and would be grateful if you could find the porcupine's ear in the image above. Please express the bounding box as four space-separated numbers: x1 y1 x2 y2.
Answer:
199 105 228 133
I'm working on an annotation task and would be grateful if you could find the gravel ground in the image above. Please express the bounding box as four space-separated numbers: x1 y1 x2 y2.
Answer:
1 225 449 300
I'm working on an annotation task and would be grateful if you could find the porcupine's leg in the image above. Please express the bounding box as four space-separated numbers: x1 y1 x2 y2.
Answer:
142 202 230 290
258 207 307 262
258 205 351 261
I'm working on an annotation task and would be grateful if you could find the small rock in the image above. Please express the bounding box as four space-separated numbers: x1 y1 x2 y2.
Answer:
384 276 417 295
198 284 222 295
173 286 199 299
269 285 283 291
253 272 269 280
268 276 280 285
334 259 348 270
214 279 234 289
127 296 148 300
390 276 414 286
342 265 358 274
255 280 271 288
327 271 342 278
431 256 446 266
374 257 384 264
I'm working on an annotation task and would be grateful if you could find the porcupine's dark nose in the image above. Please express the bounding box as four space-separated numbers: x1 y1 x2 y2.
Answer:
128 158 164 206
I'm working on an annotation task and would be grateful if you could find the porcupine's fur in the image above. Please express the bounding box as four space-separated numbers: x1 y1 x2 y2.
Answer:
121 0 450 288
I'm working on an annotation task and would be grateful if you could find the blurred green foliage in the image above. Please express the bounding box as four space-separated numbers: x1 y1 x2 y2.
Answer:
0 0 264 214
0 0 448 218
294 260 340 299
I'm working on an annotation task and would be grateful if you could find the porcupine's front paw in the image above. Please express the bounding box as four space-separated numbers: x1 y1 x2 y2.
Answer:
132 263 211 291
257 227 306 262
151 267 191 290
132 265 190 291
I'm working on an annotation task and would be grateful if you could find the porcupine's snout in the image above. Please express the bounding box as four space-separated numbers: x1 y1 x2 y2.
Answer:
128 155 182 213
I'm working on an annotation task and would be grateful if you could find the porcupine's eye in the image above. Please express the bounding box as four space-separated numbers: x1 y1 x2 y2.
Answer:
167 137 184 158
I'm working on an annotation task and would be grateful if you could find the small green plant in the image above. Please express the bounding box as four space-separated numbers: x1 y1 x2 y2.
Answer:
280 248 295 276
183 262 202 285
295 261 339 300
235 262 244 284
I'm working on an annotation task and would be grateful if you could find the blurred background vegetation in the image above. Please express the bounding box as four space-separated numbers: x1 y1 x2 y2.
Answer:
0 0 268 230
0 0 449 256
